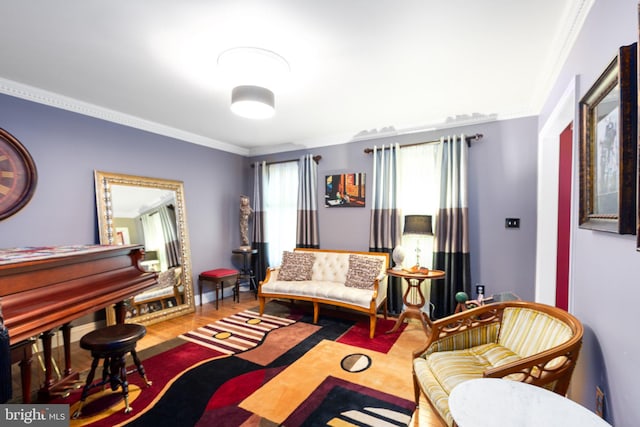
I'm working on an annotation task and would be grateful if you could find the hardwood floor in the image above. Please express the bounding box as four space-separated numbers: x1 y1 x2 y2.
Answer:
10 291 261 403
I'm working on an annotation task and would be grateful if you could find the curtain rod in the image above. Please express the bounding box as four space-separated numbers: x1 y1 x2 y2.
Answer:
251 155 322 167
363 133 483 153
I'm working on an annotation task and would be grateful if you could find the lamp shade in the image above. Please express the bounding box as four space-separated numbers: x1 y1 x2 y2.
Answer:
403 215 433 236
231 85 275 119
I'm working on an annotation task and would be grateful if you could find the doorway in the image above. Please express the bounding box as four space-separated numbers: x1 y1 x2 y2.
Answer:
535 77 578 308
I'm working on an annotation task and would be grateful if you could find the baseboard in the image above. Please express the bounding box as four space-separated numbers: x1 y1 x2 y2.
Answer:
201 285 243 305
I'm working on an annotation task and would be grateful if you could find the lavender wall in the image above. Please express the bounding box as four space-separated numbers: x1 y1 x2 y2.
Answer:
539 0 639 425
0 93 247 306
247 116 539 302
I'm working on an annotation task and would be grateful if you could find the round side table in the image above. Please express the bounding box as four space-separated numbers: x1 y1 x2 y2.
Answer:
385 268 445 335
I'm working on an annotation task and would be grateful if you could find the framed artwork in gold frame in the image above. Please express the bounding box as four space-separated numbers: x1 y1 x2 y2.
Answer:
579 42 637 234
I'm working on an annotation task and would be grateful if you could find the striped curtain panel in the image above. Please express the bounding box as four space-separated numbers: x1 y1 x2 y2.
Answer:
368 144 403 315
252 161 269 283
432 134 471 318
158 205 181 268
296 154 319 248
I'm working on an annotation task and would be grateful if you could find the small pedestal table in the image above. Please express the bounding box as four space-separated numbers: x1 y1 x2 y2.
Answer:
385 268 445 335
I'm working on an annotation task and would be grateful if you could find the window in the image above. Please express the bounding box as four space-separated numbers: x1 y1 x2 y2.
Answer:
265 161 299 266
398 143 439 269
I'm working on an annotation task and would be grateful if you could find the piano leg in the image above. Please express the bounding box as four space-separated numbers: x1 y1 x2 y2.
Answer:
62 324 73 377
19 348 32 403
10 338 35 403
37 327 80 401
114 301 126 324
40 330 55 391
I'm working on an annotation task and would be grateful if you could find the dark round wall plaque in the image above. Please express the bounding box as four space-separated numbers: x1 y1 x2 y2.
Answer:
0 128 37 221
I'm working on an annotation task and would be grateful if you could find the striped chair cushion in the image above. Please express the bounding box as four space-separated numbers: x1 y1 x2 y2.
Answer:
498 307 573 358
427 343 521 393
414 343 521 426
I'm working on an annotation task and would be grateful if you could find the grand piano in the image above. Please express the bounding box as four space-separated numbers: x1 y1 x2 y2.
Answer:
0 244 157 403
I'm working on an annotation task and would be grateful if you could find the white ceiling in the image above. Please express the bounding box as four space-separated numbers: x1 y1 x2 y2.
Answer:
0 1 592 157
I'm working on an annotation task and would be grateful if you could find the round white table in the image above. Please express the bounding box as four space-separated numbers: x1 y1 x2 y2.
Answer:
449 378 611 427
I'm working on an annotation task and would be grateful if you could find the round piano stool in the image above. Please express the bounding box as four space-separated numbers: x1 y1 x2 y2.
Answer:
72 323 151 419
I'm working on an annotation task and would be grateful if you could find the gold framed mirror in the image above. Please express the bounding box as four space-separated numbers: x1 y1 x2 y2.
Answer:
94 170 195 325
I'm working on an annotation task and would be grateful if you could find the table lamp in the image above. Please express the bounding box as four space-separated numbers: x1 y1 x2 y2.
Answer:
403 215 433 268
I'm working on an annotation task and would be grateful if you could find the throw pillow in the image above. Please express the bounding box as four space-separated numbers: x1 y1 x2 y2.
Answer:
345 254 383 289
278 251 316 281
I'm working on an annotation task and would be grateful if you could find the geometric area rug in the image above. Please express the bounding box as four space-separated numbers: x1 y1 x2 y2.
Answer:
60 301 420 427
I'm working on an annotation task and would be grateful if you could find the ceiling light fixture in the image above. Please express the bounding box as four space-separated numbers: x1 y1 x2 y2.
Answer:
230 85 275 119
218 47 289 119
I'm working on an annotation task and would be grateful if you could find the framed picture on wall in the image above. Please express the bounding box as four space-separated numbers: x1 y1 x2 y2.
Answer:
325 173 365 207
579 42 637 234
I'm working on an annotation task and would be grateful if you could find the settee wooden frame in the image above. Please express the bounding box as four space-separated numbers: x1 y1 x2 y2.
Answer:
258 248 389 338
412 300 584 426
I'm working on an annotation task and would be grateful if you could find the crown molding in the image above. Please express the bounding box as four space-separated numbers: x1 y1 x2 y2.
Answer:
246 112 519 157
529 0 595 112
0 77 249 156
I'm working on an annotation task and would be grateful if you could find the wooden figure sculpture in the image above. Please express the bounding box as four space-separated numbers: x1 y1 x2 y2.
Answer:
239 195 253 250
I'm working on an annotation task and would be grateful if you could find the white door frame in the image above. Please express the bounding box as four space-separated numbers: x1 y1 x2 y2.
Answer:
535 76 579 309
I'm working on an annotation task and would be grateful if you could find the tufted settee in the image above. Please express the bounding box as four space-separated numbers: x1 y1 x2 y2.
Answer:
258 248 389 338
412 300 583 427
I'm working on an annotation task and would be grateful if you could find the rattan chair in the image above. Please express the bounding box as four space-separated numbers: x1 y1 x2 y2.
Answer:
412 300 583 427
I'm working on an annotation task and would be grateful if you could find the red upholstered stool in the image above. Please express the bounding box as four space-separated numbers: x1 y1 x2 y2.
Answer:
199 268 239 309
